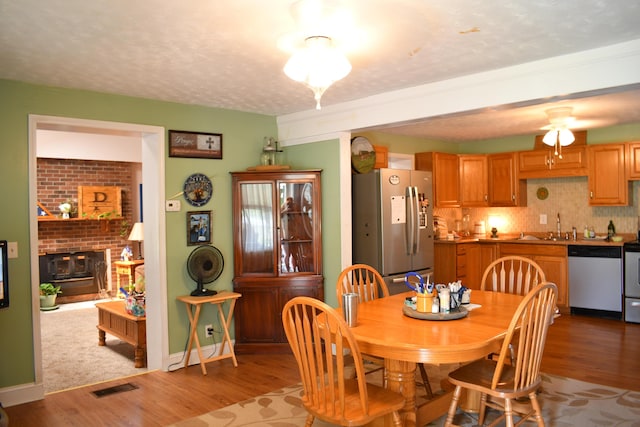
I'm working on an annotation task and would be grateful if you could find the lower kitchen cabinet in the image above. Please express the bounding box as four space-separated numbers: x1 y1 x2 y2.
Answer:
435 242 497 289
499 243 568 309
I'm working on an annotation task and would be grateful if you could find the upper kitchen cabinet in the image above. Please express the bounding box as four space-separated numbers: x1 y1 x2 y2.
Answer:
488 152 526 207
625 141 640 180
231 169 324 353
459 155 488 207
587 143 629 206
518 131 588 179
416 152 460 208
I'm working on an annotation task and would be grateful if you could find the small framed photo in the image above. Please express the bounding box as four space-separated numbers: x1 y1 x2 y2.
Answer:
169 130 223 159
187 211 212 246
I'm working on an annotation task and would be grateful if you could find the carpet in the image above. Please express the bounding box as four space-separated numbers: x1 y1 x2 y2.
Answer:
40 300 148 394
168 373 640 427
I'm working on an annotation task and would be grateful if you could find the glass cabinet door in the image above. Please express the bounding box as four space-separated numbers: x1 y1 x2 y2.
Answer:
279 180 315 274
239 182 274 274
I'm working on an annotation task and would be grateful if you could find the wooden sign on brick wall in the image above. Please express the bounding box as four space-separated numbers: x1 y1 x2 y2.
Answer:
78 186 122 219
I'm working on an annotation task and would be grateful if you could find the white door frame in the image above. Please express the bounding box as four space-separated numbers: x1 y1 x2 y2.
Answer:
28 115 168 400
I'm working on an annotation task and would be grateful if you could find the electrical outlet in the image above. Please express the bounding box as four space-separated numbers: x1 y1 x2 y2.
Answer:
205 324 213 338
539 214 547 225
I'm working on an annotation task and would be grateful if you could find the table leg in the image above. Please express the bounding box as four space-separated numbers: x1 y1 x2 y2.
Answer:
134 346 146 368
215 300 238 367
98 328 106 346
386 359 417 427
183 302 208 375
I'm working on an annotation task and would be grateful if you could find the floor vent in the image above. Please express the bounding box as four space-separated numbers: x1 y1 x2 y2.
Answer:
91 382 139 398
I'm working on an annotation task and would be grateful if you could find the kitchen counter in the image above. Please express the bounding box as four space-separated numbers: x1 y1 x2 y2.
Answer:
435 233 634 247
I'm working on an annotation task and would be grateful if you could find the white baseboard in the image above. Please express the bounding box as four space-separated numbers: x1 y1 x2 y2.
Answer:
0 382 44 407
166 340 235 372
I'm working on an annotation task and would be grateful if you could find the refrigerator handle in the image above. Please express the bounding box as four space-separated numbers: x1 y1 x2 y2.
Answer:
406 187 414 255
412 186 420 254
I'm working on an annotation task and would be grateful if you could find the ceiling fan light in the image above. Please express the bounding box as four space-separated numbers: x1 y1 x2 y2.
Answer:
284 35 351 109
558 128 575 146
542 129 557 146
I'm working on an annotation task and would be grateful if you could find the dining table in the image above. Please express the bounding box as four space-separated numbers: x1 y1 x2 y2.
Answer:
347 290 525 427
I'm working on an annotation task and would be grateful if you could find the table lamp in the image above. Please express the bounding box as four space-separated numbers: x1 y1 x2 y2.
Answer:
128 222 144 259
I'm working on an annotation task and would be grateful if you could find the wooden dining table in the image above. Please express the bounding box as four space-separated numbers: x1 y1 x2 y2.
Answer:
347 290 525 427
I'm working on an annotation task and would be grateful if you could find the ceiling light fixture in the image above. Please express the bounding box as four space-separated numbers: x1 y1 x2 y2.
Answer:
542 107 575 159
284 35 351 110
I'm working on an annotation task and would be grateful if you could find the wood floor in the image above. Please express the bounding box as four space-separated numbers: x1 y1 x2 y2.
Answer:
5 313 640 426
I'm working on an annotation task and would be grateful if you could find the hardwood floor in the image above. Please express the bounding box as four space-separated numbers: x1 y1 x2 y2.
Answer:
5 314 640 426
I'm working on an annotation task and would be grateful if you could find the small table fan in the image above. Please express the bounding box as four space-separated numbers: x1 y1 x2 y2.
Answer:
187 245 224 296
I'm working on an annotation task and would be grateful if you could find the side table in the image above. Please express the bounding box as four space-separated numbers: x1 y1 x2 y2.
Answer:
114 259 144 296
177 291 242 375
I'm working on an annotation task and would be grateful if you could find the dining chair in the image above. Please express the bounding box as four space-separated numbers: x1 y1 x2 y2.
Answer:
444 281 558 427
337 264 434 398
480 256 546 295
282 296 405 427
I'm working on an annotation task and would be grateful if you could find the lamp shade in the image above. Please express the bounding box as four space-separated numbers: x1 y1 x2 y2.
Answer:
128 222 144 242
284 36 351 109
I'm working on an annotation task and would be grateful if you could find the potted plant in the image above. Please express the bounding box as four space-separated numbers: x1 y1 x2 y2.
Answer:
39 283 61 310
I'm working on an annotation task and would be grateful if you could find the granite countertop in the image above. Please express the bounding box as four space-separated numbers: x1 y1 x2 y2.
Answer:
435 233 634 247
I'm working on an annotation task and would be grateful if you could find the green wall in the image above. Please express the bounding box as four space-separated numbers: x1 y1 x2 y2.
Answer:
0 79 343 391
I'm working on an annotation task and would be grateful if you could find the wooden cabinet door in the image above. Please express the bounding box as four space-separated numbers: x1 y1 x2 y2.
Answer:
533 255 568 308
233 286 280 344
434 242 456 284
518 147 587 178
459 155 488 207
588 144 628 206
416 152 460 208
625 141 640 180
489 152 525 206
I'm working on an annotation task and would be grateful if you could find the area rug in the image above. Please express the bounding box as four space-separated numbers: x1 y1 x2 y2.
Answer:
40 301 148 394
168 373 640 427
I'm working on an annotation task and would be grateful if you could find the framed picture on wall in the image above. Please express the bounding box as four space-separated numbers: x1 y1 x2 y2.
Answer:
187 211 212 246
169 130 223 159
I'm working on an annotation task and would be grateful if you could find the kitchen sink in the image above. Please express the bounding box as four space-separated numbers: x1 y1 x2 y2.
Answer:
518 235 541 240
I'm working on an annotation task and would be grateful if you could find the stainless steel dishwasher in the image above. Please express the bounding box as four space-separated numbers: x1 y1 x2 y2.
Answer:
568 245 622 319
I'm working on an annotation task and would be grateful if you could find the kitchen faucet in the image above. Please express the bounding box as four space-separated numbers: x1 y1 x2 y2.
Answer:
556 213 561 238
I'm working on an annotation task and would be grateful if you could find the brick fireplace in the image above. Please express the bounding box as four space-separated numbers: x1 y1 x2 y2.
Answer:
37 157 139 302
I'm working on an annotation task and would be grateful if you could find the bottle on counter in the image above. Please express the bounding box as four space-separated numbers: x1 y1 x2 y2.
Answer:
584 226 589 239
608 220 616 238
589 226 596 238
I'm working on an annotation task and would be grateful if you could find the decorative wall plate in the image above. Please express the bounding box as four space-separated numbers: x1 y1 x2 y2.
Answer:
183 173 213 207
536 187 549 200
351 136 376 174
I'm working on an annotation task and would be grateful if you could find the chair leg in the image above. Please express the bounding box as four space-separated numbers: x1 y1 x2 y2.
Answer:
504 398 514 427
391 410 403 427
478 392 488 425
304 414 315 427
418 363 434 399
444 385 462 427
529 392 545 427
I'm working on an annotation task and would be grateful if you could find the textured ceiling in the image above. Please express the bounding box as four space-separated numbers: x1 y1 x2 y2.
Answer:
1 0 639 141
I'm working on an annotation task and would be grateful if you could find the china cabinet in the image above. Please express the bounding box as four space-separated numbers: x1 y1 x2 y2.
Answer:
231 169 324 353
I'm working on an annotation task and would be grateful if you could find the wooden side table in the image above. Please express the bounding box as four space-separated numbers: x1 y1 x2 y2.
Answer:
177 291 242 375
96 300 146 368
114 259 144 295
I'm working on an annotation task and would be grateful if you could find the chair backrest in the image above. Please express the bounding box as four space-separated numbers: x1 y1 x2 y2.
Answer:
282 296 370 423
337 264 389 308
481 256 545 295
491 282 558 391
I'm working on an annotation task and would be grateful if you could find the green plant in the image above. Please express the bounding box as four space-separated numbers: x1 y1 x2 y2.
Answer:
39 283 62 296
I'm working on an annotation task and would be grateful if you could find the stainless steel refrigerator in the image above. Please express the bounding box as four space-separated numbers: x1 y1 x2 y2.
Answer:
352 168 434 294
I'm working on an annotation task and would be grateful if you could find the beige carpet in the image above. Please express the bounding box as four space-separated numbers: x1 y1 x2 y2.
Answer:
40 300 148 394
168 373 640 427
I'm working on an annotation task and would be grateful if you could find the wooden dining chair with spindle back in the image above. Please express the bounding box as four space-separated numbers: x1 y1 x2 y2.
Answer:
337 264 434 399
444 281 558 427
282 296 405 427
480 256 546 296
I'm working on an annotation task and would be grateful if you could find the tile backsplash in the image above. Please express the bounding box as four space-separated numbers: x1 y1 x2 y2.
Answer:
434 177 640 237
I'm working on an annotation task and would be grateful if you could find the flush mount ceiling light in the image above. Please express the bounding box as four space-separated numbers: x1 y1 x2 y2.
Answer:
284 35 351 110
542 107 576 159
